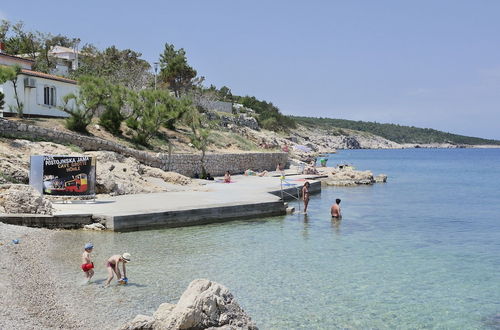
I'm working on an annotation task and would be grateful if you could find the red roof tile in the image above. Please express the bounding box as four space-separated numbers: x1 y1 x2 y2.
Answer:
21 69 77 84
0 52 35 63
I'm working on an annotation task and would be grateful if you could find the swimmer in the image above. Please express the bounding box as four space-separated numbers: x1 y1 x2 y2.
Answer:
81 243 94 283
104 253 131 287
331 198 342 219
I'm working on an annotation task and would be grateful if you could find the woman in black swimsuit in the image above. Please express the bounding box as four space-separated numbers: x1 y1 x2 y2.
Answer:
302 182 310 213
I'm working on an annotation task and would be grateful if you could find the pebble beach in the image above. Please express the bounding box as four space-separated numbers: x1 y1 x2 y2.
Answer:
0 223 92 329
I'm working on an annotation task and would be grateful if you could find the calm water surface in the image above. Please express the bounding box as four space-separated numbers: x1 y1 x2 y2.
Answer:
52 149 500 329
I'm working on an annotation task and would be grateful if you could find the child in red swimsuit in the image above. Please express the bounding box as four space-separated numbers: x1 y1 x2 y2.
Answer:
81 243 94 283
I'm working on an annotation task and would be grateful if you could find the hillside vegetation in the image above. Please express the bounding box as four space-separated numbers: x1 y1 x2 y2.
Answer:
292 116 500 145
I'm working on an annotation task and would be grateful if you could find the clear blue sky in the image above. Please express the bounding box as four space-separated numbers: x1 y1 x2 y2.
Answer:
2 1 500 139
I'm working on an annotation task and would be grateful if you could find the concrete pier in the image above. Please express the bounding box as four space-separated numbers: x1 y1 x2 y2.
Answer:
1 174 322 231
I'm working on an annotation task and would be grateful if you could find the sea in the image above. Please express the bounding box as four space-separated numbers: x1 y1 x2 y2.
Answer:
51 148 500 329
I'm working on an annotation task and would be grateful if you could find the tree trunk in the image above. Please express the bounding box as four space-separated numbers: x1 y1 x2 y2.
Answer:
11 79 23 117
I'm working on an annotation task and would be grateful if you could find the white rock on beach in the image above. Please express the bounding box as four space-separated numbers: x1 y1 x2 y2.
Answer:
120 279 258 330
0 184 53 214
83 223 106 230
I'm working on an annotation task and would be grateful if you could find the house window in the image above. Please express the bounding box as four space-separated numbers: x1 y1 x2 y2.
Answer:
43 86 56 106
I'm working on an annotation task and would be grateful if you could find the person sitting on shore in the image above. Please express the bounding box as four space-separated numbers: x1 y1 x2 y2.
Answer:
244 169 256 176
331 199 342 219
257 170 268 177
244 169 268 177
104 253 131 287
224 171 231 183
81 243 94 283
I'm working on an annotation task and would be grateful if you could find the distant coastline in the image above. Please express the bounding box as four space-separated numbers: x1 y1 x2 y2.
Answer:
292 116 500 147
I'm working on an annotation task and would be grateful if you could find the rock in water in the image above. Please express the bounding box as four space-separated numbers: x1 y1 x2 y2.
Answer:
374 174 388 183
120 279 258 330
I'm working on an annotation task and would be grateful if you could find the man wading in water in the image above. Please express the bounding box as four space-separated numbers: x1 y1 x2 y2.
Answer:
331 198 342 219
104 253 131 287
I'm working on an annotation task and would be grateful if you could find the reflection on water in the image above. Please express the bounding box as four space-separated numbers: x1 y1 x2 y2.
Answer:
301 214 309 239
50 149 500 329
331 218 342 235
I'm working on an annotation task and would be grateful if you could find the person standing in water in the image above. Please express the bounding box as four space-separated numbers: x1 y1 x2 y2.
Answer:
81 243 94 283
331 198 342 218
104 253 131 287
224 170 231 183
302 182 310 213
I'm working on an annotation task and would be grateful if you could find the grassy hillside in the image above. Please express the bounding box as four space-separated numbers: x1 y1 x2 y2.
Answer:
292 116 500 145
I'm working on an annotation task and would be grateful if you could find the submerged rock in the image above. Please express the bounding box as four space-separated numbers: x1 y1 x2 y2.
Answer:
120 279 257 330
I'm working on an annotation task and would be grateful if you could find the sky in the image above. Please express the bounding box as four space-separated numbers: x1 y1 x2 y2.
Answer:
2 1 500 139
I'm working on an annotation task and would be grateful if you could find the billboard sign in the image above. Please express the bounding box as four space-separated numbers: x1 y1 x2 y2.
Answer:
30 155 96 196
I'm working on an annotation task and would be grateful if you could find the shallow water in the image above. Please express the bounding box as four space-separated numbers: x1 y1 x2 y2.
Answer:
52 148 500 329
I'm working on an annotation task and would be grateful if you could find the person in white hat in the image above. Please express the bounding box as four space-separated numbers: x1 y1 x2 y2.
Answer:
104 253 131 287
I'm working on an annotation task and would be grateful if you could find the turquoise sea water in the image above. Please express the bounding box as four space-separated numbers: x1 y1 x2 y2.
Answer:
52 149 500 329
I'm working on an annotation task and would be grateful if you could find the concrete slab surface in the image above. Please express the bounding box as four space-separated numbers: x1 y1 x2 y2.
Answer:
53 174 319 217
2 173 322 231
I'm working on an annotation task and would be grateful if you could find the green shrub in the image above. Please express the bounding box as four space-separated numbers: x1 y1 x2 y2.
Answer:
99 107 123 135
65 110 91 132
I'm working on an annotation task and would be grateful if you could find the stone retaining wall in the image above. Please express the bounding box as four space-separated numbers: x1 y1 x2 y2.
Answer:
0 214 94 229
0 118 287 176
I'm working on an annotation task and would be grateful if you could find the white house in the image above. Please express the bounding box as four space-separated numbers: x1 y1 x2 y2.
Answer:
0 52 78 118
15 45 81 76
49 46 80 70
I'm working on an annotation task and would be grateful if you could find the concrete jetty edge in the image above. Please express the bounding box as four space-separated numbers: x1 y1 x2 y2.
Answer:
1 178 322 231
